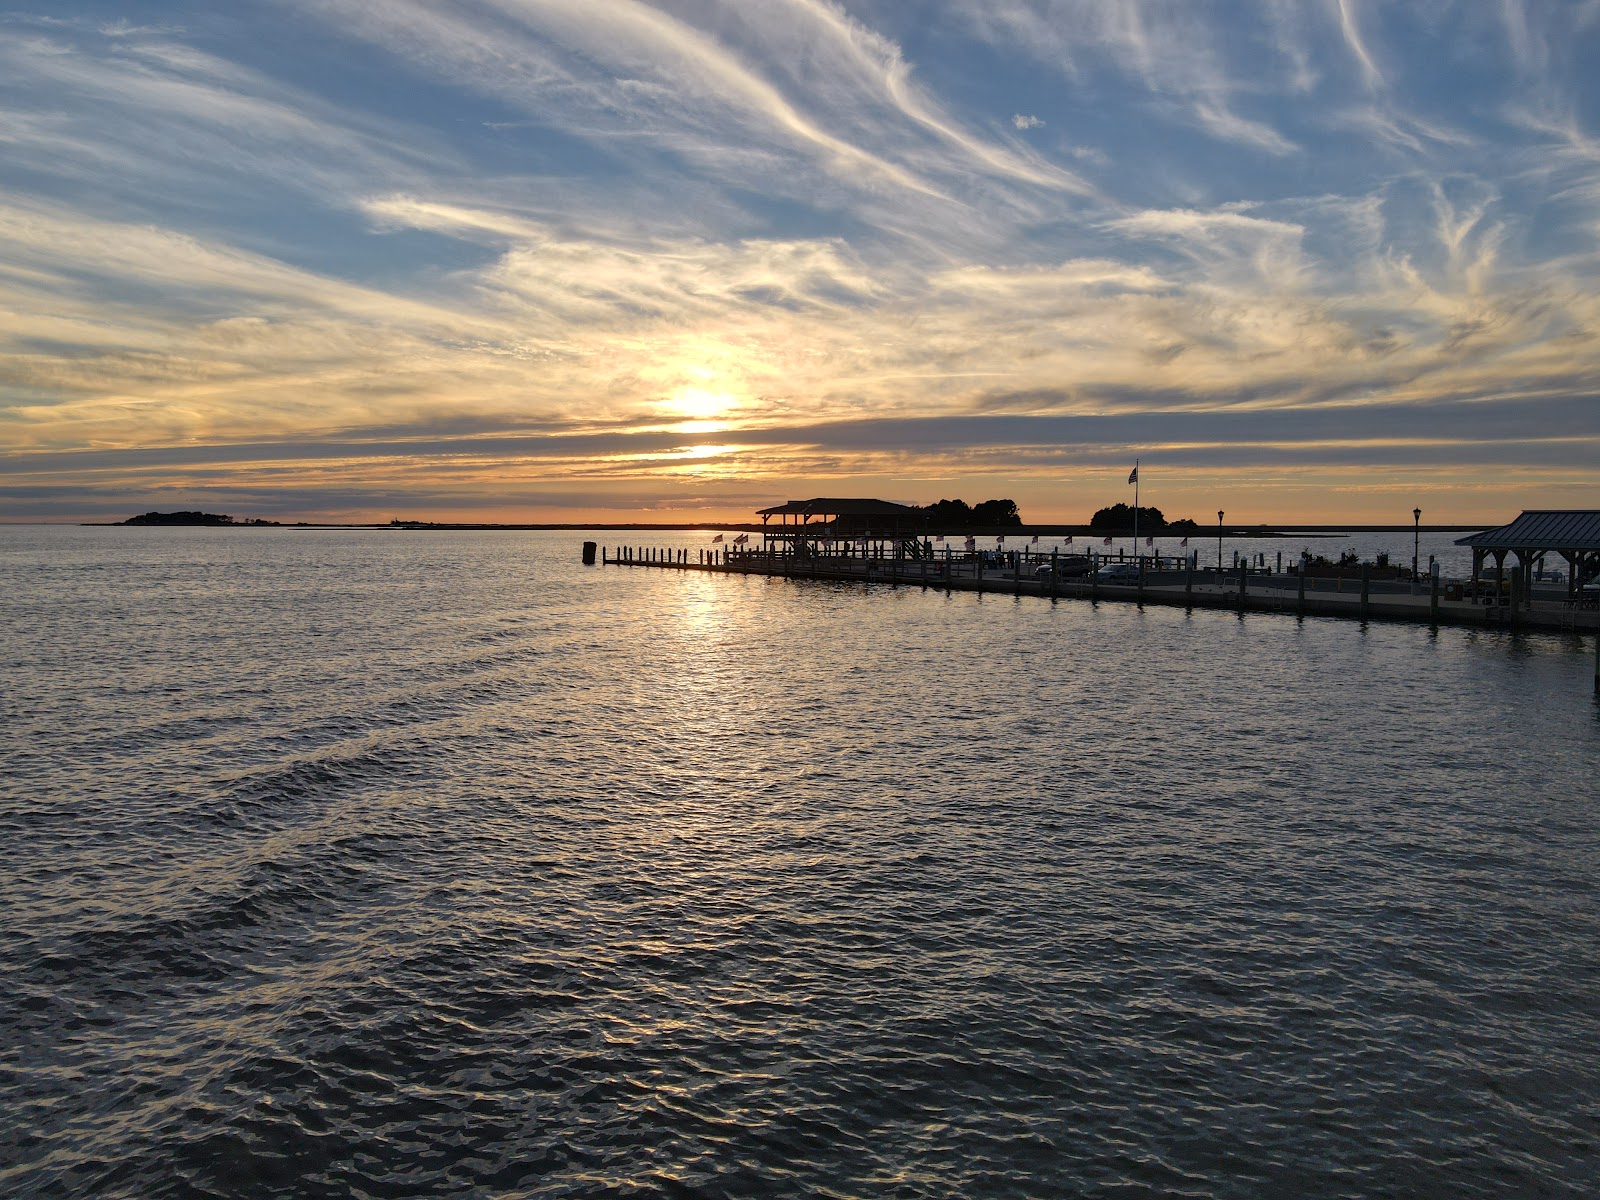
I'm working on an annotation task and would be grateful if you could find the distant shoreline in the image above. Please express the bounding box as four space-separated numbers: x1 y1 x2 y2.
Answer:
73 520 1487 536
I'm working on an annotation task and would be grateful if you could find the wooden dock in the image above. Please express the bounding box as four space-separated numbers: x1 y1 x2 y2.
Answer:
598 544 1600 635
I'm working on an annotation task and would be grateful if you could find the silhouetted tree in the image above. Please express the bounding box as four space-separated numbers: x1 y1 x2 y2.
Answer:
917 498 1022 529
1088 503 1166 533
121 511 234 526
922 498 972 527
970 498 1023 528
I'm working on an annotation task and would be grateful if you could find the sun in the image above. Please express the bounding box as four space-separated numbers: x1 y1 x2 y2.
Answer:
667 386 736 422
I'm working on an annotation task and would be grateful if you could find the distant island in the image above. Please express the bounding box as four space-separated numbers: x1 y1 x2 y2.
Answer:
120 511 279 526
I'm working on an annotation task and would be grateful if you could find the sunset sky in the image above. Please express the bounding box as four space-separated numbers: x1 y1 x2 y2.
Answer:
3 1 1599 525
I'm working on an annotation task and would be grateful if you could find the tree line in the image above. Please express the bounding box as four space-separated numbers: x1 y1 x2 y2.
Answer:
1087 504 1202 534
918 498 1023 529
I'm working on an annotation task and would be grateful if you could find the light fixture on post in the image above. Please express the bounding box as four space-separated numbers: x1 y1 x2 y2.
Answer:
1413 507 1422 596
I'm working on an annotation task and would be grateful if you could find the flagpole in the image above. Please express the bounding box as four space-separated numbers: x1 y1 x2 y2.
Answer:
1132 458 1139 564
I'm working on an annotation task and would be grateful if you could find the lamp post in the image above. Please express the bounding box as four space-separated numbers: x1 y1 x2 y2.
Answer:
1217 510 1225 577
1412 507 1421 596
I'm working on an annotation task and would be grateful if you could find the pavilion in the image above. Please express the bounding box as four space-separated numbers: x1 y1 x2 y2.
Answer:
756 498 926 558
1456 511 1600 602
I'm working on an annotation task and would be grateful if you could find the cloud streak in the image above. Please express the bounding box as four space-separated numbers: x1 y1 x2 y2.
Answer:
2 1 1598 523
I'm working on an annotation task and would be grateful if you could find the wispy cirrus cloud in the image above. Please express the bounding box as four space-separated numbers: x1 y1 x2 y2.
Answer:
2 1 1598 522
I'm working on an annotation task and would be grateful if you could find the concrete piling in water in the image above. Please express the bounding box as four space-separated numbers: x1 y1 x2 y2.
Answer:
582 540 597 565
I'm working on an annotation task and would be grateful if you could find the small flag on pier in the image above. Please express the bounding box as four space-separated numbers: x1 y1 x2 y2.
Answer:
1145 535 1153 547
1065 535 1073 546
712 534 723 543
997 534 1006 543
935 534 944 542
1102 536 1112 546
965 535 976 550
1031 534 1039 544
1180 537 1189 547
733 533 748 544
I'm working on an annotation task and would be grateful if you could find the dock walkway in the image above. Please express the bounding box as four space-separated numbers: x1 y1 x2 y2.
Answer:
599 545 1600 635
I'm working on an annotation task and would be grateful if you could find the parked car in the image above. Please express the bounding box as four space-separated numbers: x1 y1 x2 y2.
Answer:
1094 562 1141 583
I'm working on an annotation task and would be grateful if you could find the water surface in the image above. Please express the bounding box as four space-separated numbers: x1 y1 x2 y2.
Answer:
3 526 1597 1198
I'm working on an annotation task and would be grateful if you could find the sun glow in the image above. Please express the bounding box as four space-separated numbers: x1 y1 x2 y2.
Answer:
667 386 738 421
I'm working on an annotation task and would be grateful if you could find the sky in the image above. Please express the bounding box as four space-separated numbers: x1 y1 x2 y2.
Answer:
3 1 1599 526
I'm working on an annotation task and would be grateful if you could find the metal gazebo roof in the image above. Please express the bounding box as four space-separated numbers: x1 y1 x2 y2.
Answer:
758 498 920 518
1456 511 1600 551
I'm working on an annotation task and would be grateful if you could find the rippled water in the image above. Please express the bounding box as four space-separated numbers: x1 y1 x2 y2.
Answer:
4 526 1597 1198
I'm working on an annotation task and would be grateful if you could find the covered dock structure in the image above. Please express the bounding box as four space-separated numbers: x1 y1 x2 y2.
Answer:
1456 511 1600 606
756 498 929 560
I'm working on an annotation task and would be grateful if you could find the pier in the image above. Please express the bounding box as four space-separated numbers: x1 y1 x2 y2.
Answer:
598 543 1600 635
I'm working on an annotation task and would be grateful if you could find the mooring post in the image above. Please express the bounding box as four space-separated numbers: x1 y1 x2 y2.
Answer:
1361 563 1370 616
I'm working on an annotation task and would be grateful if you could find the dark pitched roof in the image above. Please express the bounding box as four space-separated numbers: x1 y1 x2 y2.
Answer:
1456 510 1600 551
758 498 920 517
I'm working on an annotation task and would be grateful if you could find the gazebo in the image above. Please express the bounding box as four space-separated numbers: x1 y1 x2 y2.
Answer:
1456 511 1600 602
756 498 926 559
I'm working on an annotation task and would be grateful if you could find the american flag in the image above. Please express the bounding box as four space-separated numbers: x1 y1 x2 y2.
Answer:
1102 536 1112 545
711 534 723 543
